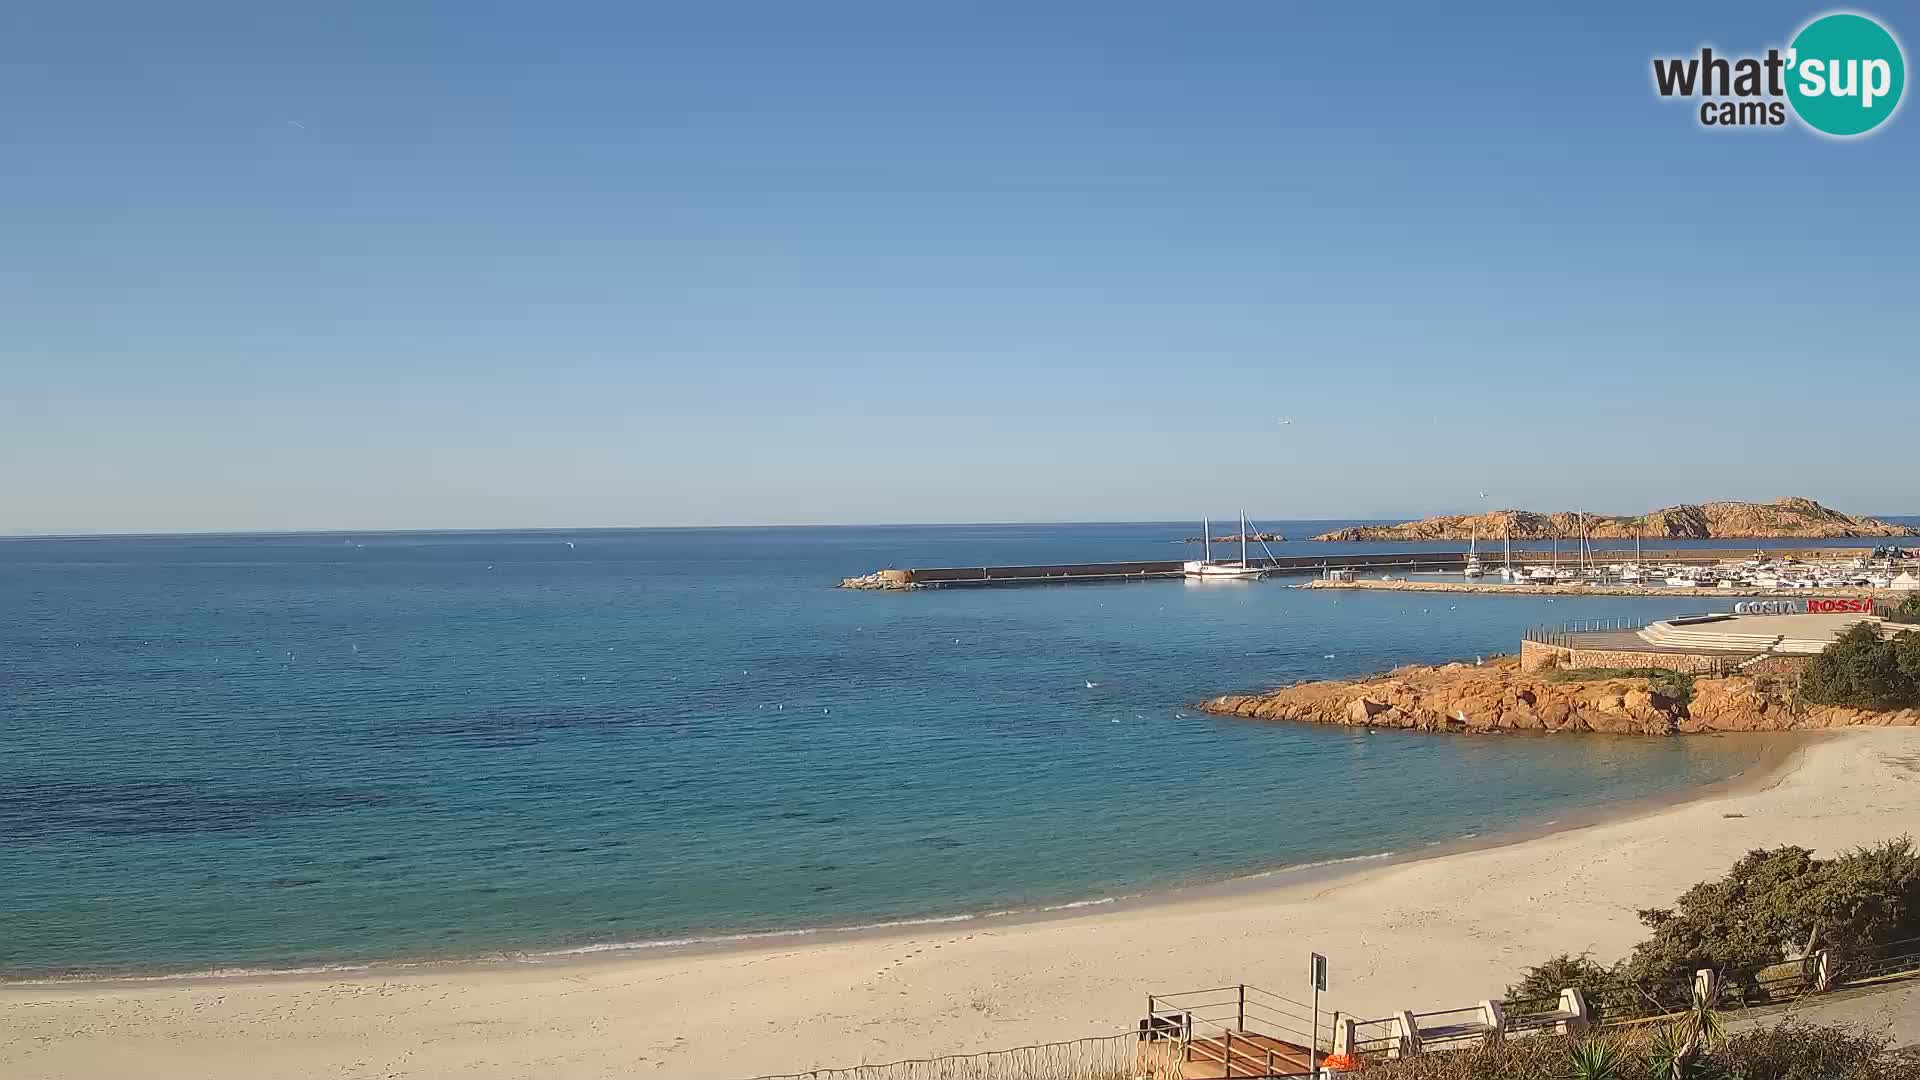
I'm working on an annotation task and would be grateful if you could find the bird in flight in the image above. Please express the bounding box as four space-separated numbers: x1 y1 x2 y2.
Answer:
1277 417 1294 426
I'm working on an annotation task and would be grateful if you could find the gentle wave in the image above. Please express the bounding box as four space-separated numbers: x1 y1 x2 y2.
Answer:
6 852 1415 985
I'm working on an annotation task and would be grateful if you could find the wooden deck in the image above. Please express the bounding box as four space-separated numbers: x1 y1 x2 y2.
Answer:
1180 1030 1314 1078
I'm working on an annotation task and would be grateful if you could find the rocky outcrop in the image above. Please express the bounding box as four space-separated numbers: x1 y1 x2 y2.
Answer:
1198 656 1920 735
1181 532 1287 543
1313 497 1916 542
838 570 913 590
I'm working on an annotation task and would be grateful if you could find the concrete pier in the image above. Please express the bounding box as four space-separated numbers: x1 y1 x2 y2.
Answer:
839 548 1875 590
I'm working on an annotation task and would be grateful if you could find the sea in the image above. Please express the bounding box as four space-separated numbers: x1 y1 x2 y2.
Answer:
2 521 1911 978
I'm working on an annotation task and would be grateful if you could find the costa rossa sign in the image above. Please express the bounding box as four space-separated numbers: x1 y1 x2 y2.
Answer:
1733 598 1875 615
1809 597 1876 614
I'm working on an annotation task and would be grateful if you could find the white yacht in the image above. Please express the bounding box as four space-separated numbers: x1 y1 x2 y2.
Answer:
1463 525 1486 578
1183 514 1268 581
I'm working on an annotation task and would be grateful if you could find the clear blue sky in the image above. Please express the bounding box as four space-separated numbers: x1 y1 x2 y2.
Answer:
2 2 1913 533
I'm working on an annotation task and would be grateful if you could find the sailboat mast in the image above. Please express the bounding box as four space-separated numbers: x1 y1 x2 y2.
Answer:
1204 517 1211 563
1240 512 1249 567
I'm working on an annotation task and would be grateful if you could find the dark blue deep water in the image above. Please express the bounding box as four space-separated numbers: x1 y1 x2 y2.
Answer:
5 522 1898 976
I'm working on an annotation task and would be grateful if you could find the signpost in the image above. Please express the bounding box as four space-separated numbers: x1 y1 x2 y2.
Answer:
1310 953 1328 1074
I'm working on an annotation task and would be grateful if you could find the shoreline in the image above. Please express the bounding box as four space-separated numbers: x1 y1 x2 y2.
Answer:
1 732 1810 989
1307 578 1904 599
8 728 1909 1080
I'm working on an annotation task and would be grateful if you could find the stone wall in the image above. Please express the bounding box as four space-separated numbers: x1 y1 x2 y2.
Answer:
1518 639 1810 678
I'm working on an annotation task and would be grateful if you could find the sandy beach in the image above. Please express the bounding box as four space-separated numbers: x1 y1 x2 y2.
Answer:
5 728 1918 1080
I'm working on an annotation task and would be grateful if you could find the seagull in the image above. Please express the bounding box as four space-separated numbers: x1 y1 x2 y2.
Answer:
285 119 306 129
1278 417 1294 426
1085 680 1098 689
565 541 575 549
1324 653 1336 659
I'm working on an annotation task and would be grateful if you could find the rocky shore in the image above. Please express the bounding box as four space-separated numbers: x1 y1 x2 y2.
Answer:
838 570 913 590
1198 656 1920 735
1313 496 1915 542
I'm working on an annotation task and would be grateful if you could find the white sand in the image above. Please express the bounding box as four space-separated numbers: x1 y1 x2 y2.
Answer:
5 729 1918 1080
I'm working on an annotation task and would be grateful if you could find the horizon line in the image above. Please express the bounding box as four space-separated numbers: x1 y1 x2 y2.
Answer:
4 509 1917 544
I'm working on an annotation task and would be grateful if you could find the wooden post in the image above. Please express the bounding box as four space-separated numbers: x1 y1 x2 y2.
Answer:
1238 984 1246 1031
1224 1030 1233 1076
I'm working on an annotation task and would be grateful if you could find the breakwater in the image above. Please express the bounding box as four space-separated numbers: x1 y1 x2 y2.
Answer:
839 548 1876 590
842 551 1480 589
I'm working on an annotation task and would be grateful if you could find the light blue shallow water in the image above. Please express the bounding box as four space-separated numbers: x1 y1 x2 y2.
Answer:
2 522 1889 977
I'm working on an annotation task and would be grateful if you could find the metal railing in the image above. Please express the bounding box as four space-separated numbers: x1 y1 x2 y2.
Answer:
1831 936 1920 989
1498 993 1571 1037
1523 617 1657 649
748 1029 1184 1080
1142 985 1320 1078
1408 1005 1492 1049
1347 1016 1400 1058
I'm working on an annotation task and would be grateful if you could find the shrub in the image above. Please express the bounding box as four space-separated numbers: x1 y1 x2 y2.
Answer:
1506 953 1622 1020
1797 624 1918 709
1351 1023 1919 1080
1894 631 1920 690
1889 592 1920 624
1621 839 1920 1002
1717 1020 1920 1080
1544 667 1695 705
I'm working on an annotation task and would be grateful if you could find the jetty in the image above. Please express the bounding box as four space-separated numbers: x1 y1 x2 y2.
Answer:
839 548 1875 590
842 551 1484 589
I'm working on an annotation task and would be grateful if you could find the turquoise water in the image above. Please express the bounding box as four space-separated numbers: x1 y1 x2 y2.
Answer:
0 523 1857 976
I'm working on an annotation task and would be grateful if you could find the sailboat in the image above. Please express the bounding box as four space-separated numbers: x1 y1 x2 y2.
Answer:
1463 523 1486 577
1619 527 1646 583
1184 513 1269 580
1498 512 1521 581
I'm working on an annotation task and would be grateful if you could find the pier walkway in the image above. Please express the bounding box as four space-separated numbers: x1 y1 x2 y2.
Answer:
841 548 1879 590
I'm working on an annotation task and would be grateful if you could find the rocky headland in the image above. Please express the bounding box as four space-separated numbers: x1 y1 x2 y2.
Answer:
1198 656 1920 735
1180 531 1286 544
1312 497 1915 542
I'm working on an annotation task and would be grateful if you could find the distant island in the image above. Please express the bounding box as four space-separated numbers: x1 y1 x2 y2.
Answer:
1313 496 1916 542
1179 530 1286 544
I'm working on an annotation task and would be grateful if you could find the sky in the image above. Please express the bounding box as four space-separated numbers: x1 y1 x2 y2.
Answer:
2 1 1914 534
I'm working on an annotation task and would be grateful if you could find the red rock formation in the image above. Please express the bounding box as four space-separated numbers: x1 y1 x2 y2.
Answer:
1312 497 1915 542
1198 656 1920 735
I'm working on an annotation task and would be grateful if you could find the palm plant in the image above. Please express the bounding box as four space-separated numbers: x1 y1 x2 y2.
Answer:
1567 1036 1625 1080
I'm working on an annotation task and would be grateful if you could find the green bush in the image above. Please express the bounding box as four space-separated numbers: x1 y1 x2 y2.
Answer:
1796 624 1919 709
1888 592 1920 624
1506 953 1621 1021
1503 840 1920 1015
1352 1022 1920 1080
1621 839 1920 1003
1714 1020 1920 1080
1544 666 1695 705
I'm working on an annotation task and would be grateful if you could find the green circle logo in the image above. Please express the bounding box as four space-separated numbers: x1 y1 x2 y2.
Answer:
1786 13 1905 136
